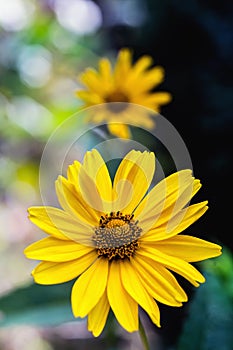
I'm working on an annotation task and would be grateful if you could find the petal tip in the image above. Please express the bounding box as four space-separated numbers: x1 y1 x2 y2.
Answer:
89 328 101 338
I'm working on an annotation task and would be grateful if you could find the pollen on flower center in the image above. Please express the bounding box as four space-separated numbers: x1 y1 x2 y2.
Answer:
93 211 142 261
105 91 129 113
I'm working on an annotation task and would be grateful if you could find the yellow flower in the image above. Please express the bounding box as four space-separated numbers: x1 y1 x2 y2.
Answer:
76 48 172 138
24 149 221 336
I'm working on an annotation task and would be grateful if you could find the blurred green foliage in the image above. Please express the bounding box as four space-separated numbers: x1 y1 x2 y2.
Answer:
177 248 233 350
0 281 75 327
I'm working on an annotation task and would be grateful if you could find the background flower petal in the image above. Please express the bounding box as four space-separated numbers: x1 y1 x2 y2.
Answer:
133 92 172 107
108 123 131 139
76 90 104 105
114 48 132 87
131 66 164 94
98 58 113 90
79 68 107 94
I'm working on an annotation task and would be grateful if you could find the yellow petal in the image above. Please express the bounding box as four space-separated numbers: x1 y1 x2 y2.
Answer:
134 170 194 232
138 246 205 287
131 55 153 75
113 150 155 213
28 206 68 240
76 90 104 105
191 179 202 197
82 149 113 209
98 58 113 91
124 55 153 91
67 160 81 185
133 92 172 107
99 58 112 78
79 68 107 94
120 260 160 327
153 235 222 262
32 251 97 284
67 155 106 214
71 258 108 318
114 48 132 87
107 260 138 332
24 237 94 262
132 256 187 306
132 66 165 94
88 290 110 337
55 175 100 226
78 165 104 213
107 123 131 139
142 201 208 242
76 49 171 116
28 206 93 245
153 178 202 230
88 110 107 124
121 106 155 128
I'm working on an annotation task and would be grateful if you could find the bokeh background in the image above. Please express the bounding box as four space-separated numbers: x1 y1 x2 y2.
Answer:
0 1 232 349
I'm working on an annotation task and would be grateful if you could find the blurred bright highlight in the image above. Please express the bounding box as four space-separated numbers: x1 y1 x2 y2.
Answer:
54 0 102 35
0 0 35 31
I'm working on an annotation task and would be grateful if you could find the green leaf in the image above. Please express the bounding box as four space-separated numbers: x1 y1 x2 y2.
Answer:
0 281 78 327
177 249 233 350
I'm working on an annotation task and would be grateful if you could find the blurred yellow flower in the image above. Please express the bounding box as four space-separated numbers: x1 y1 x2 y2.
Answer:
76 49 172 138
24 149 221 336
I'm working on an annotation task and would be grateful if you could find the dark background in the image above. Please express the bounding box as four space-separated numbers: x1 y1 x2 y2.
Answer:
96 0 233 251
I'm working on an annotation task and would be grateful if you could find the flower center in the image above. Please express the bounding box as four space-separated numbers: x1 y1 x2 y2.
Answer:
93 211 142 261
105 91 129 113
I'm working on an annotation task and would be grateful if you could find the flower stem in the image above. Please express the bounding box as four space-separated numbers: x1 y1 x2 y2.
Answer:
139 317 150 350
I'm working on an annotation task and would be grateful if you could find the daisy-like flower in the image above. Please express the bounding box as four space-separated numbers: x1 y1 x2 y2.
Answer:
24 149 221 337
76 48 172 138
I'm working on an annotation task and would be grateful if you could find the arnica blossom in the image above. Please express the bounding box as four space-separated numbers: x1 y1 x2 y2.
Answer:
76 48 172 138
24 149 221 337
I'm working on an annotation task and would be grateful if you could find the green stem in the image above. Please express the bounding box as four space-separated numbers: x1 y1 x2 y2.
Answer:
139 317 150 350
